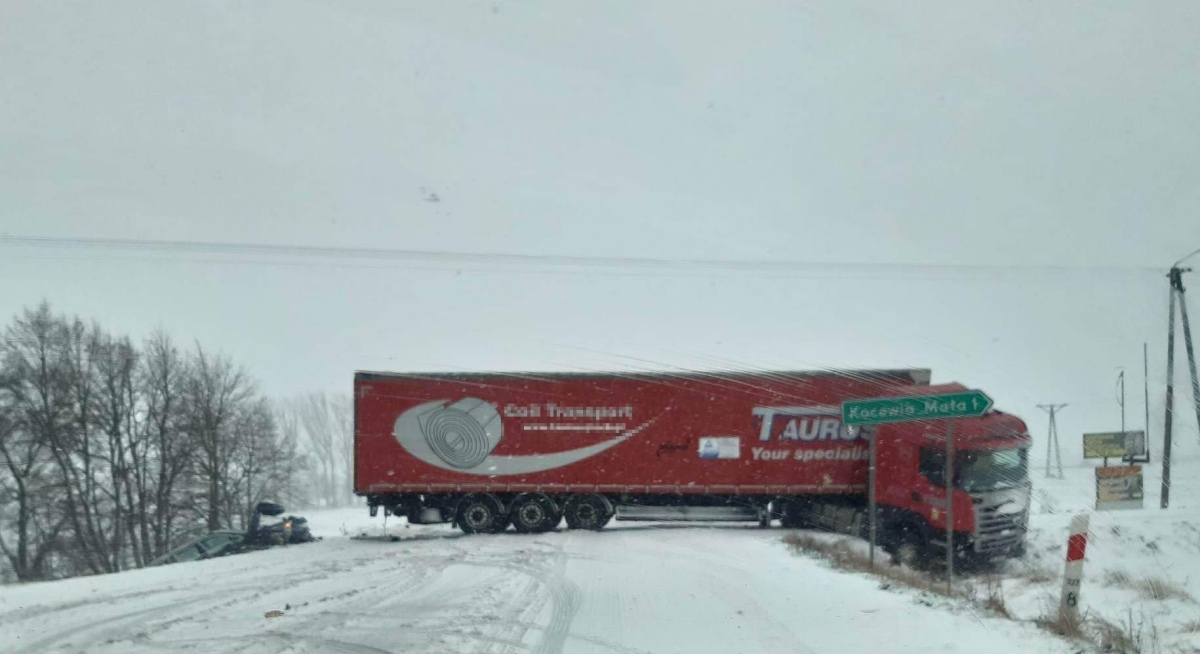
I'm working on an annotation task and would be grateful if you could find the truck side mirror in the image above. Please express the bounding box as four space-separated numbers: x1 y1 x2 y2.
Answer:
918 448 947 486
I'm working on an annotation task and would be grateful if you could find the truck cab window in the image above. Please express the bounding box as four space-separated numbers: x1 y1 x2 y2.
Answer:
919 448 947 486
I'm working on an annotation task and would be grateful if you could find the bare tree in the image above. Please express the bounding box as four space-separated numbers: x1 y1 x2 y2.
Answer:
93 335 141 568
138 331 193 559
273 401 311 509
224 398 305 528
183 346 252 532
331 398 354 506
0 303 310 582
46 317 131 576
296 393 353 506
0 303 71 581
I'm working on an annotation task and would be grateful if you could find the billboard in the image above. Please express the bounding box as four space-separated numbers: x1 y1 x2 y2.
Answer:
1083 431 1146 459
1095 465 1143 511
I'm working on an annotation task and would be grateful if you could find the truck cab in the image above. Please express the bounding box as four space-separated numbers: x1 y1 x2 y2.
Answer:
877 410 1031 561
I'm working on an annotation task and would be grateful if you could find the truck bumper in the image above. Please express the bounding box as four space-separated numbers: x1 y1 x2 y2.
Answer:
933 531 1025 564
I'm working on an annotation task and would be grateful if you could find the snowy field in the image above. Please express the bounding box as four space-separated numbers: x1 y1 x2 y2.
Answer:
1006 456 1200 652
0 505 1075 654
0 456 1196 653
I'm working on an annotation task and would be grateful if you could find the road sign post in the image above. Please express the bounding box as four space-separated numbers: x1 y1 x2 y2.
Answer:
868 431 877 568
945 420 954 594
843 389 993 590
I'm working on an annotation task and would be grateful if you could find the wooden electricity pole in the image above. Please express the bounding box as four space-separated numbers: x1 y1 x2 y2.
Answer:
1161 265 1200 508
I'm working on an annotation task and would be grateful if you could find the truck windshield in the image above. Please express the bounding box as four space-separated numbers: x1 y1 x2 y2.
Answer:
956 448 1028 492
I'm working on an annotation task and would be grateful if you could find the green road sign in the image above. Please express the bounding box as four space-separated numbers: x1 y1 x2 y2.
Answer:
842 390 994 425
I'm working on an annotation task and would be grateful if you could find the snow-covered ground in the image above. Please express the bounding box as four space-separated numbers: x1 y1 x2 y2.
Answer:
0 505 1073 654
1004 457 1200 651
0 458 1193 653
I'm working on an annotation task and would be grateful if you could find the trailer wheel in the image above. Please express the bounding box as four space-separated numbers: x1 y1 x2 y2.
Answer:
457 494 505 534
511 494 554 533
564 494 609 530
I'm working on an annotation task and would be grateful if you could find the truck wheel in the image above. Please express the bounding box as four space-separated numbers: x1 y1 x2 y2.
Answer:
889 529 929 569
511 494 554 533
564 494 609 530
457 494 504 534
779 500 809 529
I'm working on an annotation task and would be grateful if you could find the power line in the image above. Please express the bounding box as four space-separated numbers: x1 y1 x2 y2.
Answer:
0 235 1165 279
1173 245 1200 267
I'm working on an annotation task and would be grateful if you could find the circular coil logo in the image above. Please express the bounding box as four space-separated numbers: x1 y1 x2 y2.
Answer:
394 398 653 476
421 402 500 469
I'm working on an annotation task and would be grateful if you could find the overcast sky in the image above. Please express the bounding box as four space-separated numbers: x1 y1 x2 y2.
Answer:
2 1 1199 464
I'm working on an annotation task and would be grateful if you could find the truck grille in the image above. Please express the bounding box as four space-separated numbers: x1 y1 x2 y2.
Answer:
972 490 1029 554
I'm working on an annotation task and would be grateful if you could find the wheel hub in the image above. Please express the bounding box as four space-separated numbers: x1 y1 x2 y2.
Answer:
577 504 597 524
466 506 490 528
520 504 545 524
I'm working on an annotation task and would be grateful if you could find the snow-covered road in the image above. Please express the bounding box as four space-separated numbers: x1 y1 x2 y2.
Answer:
0 512 1068 654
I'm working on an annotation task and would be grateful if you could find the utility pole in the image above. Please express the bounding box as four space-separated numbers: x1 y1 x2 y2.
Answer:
1118 370 1126 434
1144 342 1151 463
1181 275 1200 447
1161 264 1200 508
1039 404 1066 479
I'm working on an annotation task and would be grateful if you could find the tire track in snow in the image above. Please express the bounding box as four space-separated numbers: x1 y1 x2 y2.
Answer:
631 532 818 654
448 538 580 654
7 589 250 654
531 549 580 654
8 545 463 654
442 541 554 654
479 574 545 654
206 549 460 653
146 632 396 654
0 586 184 627
475 618 653 654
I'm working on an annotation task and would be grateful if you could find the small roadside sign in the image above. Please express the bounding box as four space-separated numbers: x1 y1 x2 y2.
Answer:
1095 466 1144 511
1060 515 1090 620
1083 431 1146 459
842 390 993 426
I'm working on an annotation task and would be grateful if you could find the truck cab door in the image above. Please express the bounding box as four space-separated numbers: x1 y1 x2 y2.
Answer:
908 447 951 528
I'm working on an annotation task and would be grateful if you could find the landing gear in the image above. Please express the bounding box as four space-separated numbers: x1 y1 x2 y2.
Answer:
758 503 773 528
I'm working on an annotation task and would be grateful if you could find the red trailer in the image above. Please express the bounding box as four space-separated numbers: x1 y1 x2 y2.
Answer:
355 369 1031 562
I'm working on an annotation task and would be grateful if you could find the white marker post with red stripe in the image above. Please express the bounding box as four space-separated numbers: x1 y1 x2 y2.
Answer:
1060 514 1090 619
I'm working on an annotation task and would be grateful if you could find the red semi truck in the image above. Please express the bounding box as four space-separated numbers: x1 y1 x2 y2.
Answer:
354 368 1031 563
